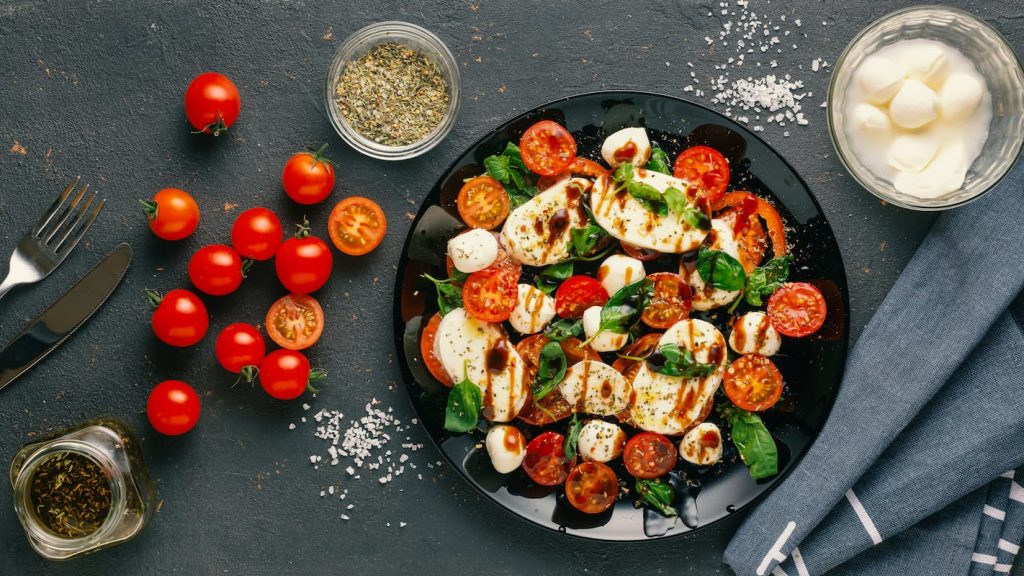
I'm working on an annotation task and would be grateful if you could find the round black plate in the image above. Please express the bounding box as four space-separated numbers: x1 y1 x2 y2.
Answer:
393 91 849 541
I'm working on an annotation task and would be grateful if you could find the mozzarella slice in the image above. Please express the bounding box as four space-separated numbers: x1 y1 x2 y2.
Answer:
509 284 556 334
559 360 631 416
685 219 742 311
577 420 627 463
596 254 646 297
500 178 590 266
434 308 528 422
447 229 499 273
485 424 527 473
728 312 782 356
590 169 709 254
679 422 723 466
600 127 652 168
629 319 727 435
581 305 628 353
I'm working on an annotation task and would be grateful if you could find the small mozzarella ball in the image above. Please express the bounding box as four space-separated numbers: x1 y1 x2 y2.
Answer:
728 312 782 356
485 425 527 474
596 254 646 297
851 103 891 135
887 133 940 174
577 420 627 463
582 305 628 352
680 423 723 466
601 127 652 168
939 72 984 122
903 43 948 85
889 79 938 130
509 284 556 334
893 141 969 199
856 56 906 104
447 229 499 273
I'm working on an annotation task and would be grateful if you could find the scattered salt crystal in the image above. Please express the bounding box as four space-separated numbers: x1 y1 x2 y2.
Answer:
288 423 296 430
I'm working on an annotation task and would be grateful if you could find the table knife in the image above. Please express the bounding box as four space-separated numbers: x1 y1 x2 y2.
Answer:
0 243 132 392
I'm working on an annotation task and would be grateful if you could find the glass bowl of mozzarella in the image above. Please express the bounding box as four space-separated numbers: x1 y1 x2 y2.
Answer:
828 6 1024 210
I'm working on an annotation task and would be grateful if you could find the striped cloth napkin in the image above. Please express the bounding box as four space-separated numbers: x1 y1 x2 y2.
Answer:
723 160 1024 576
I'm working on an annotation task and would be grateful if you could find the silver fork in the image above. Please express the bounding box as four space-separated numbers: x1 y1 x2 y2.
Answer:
0 177 105 302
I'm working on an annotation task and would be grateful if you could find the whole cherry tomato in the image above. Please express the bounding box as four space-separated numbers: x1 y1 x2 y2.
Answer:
147 380 201 436
142 188 199 241
188 244 244 296
215 323 266 383
147 288 209 347
259 350 324 400
275 219 333 294
282 144 336 205
184 72 241 135
231 207 283 261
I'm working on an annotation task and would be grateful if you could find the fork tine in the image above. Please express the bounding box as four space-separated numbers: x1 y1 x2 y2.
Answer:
42 184 89 245
49 190 95 248
32 176 80 237
53 197 104 255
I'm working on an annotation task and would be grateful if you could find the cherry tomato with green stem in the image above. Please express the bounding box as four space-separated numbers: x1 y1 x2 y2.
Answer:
282 144 336 205
146 288 209 347
188 244 246 296
258 349 326 400
215 323 266 385
275 218 333 294
141 188 199 241
184 72 241 136
147 380 201 436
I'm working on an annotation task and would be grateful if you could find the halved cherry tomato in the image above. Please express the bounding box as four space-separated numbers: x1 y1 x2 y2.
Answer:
215 323 266 374
143 188 199 241
620 241 662 262
565 461 619 514
724 354 784 412
276 221 333 294
612 333 663 383
714 191 787 258
568 157 609 179
148 289 209 347
420 313 452 386
457 175 509 230
147 380 201 436
232 207 283 261
673 145 730 205
523 431 576 486
265 293 324 351
328 196 387 256
520 120 577 176
555 276 609 319
516 335 598 425
188 244 244 296
641 272 692 329
623 432 677 479
282 144 336 205
767 282 827 337
463 267 518 322
184 72 241 136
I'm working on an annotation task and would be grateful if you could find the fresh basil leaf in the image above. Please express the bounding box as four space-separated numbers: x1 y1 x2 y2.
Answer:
545 318 583 342
502 142 526 172
647 145 671 175
570 223 609 258
663 186 688 216
508 185 537 209
648 343 717 378
745 255 794 307
591 279 652 339
445 363 483 433
532 341 568 400
696 249 747 292
606 277 651 308
612 162 634 182
626 180 668 215
534 261 573 296
422 274 464 315
636 478 677 517
564 413 583 460
450 269 470 284
483 154 511 185
721 406 778 480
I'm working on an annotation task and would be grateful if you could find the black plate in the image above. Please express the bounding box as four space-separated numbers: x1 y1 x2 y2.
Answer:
393 91 849 541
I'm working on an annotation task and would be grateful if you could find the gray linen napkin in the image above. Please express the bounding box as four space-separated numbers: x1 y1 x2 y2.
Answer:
723 160 1024 576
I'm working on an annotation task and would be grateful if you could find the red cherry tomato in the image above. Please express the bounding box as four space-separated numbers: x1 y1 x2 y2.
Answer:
215 323 266 374
259 349 315 400
641 272 692 329
420 313 452 386
673 145 730 205
143 188 199 241
623 432 677 479
515 335 599 426
457 176 509 230
149 289 209 347
231 207 283 261
520 120 577 176
713 191 787 259
265 293 324 351
188 244 244 296
724 354 784 412
282 144 336 205
184 72 241 136
555 276 609 319
767 282 827 338
523 431 576 486
275 222 333 294
462 267 519 323
328 197 387 256
147 380 201 436
565 461 619 514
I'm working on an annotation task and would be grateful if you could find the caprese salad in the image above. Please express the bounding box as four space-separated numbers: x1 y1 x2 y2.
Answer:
420 119 827 517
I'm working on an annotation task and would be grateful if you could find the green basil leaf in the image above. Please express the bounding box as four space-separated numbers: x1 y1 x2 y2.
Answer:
626 180 668 215
646 145 671 175
532 341 568 400
722 406 778 480
745 255 794 307
593 279 652 338
503 142 527 173
422 274 464 315
570 223 609 258
544 319 583 342
445 364 483 433
663 186 688 216
636 478 677 517
648 343 717 378
450 269 470 284
484 154 512 185
696 249 747 292
612 162 634 182
508 186 537 210
534 261 574 296
564 413 583 460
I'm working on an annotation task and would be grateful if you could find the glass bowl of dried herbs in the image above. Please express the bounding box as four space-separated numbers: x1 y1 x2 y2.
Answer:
326 21 461 160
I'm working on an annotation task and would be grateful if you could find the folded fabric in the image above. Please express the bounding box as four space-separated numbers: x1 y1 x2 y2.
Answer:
969 469 1020 576
723 159 1024 576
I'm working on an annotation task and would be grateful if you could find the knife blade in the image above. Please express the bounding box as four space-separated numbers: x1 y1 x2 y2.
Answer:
0 243 132 392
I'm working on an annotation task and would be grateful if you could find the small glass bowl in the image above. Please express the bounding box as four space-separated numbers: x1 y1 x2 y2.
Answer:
828 6 1024 210
325 21 461 161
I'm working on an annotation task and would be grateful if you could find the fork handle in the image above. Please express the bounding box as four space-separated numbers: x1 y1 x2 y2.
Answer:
0 276 20 303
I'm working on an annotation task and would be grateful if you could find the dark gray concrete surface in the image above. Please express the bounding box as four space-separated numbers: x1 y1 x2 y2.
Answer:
0 1 1020 574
